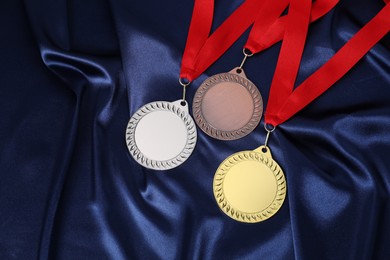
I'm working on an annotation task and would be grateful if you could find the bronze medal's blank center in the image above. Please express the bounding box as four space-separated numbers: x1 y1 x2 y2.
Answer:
201 82 254 131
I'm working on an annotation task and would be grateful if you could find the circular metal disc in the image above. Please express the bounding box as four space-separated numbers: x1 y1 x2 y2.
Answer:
213 146 286 223
193 68 263 140
126 100 197 170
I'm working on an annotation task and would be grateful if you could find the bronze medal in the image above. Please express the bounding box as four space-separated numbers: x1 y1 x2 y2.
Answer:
193 68 263 140
213 145 286 223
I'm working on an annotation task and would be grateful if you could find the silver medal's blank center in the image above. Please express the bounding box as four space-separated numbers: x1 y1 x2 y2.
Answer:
134 110 188 161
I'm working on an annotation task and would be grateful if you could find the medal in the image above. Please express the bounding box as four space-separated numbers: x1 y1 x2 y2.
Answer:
214 0 390 222
213 145 286 223
126 100 197 170
189 0 289 140
193 67 263 140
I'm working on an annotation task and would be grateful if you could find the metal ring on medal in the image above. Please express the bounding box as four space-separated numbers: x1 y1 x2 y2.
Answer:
193 68 263 140
126 100 197 170
213 146 286 223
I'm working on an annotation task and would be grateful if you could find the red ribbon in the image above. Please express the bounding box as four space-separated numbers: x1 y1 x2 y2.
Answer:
265 1 390 126
245 0 338 53
180 0 339 82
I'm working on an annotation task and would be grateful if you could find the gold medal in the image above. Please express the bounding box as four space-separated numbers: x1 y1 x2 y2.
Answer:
213 145 286 223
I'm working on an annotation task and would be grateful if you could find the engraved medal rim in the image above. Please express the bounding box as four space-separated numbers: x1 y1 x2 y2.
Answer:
213 150 286 223
126 101 197 170
193 71 263 140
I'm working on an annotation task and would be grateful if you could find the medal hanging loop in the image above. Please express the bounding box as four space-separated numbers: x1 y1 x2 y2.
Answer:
263 123 276 148
238 48 253 71
179 78 191 102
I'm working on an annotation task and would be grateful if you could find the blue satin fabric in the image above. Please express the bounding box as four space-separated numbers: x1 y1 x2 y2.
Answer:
0 0 389 259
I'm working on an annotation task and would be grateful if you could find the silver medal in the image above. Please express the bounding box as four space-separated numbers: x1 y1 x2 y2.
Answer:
126 100 197 170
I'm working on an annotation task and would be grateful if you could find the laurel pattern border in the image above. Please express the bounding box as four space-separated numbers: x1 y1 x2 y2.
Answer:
193 71 263 140
126 101 197 170
213 151 286 223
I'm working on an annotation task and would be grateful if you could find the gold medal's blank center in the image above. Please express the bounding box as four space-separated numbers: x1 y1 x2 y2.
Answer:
202 82 254 131
223 160 277 213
